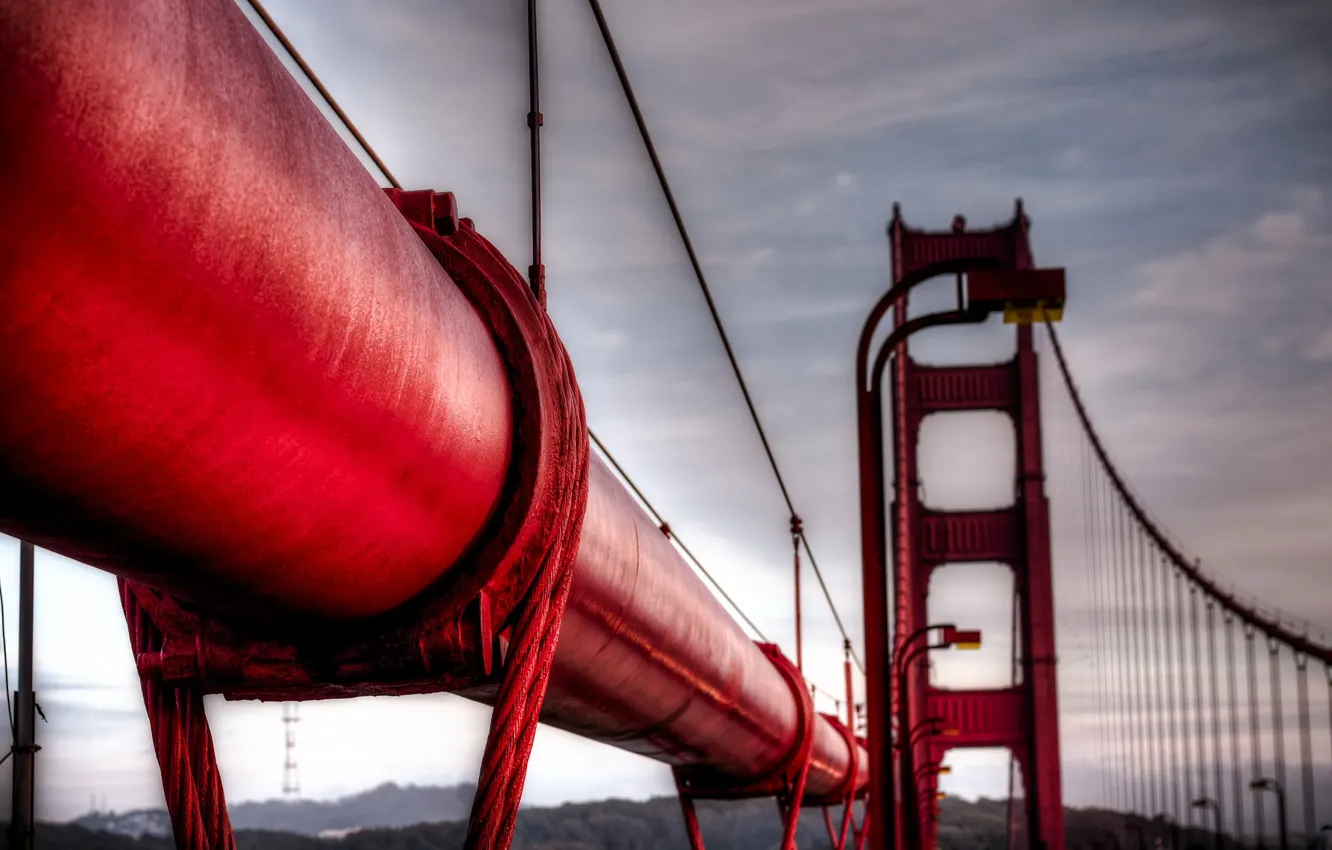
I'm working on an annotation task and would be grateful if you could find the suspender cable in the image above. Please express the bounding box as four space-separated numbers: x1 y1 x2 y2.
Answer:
1147 541 1170 818
1189 585 1207 812
1113 494 1133 811
1096 463 1120 810
791 515 803 672
1225 614 1245 842
1247 627 1266 844
1128 518 1151 815
1162 552 1183 822
525 0 545 301
1206 601 1223 836
1178 572 1195 825
1084 437 1113 807
1326 663 1332 819
1126 501 1145 814
1268 639 1287 824
584 0 864 675
1294 654 1314 839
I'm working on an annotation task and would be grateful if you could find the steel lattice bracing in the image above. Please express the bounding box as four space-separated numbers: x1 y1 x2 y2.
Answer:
888 206 1065 849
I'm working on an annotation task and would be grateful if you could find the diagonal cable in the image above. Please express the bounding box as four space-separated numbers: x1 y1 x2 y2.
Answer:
585 0 864 674
590 432 769 641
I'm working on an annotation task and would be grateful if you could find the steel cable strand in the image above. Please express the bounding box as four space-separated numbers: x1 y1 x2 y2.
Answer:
1128 515 1154 815
1092 447 1114 808
1206 602 1224 838
1224 614 1245 843
185 688 233 850
243 0 400 189
1102 471 1124 811
584 0 864 676
1295 654 1314 839
1178 573 1195 826
412 222 590 850
1113 492 1134 810
1267 638 1287 835
1162 553 1183 822
1146 542 1171 819
1136 532 1161 818
1247 627 1266 845
120 580 232 850
1190 586 1207 818
1081 436 1113 807
589 431 769 642
1326 663 1332 808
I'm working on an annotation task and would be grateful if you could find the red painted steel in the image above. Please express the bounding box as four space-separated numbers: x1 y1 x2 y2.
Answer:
485 460 866 798
887 205 1065 849
0 0 865 802
0 0 515 623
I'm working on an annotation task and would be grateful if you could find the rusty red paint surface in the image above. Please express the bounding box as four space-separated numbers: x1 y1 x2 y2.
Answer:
0 0 865 801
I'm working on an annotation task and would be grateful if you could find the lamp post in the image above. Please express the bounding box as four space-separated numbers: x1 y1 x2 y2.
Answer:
908 717 958 749
856 253 1065 850
1191 798 1222 850
895 626 981 850
1250 779 1288 850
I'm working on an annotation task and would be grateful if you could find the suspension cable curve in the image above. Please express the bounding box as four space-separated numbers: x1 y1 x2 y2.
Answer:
1045 324 1332 663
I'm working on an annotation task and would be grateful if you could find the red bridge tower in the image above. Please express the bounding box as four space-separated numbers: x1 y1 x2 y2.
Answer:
889 202 1064 849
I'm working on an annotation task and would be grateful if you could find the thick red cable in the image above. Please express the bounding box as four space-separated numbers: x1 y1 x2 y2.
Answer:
393 208 589 850
120 581 235 850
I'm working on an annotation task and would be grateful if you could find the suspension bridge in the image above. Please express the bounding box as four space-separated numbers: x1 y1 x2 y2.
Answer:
0 1 1328 850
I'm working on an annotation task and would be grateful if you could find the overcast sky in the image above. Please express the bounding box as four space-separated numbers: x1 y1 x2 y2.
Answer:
2 0 1331 825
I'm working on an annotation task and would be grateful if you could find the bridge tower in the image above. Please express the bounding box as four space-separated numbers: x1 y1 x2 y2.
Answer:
889 201 1064 849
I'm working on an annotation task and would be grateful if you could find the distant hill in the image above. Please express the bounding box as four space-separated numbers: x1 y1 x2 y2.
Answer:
7 786 1323 850
70 782 475 839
